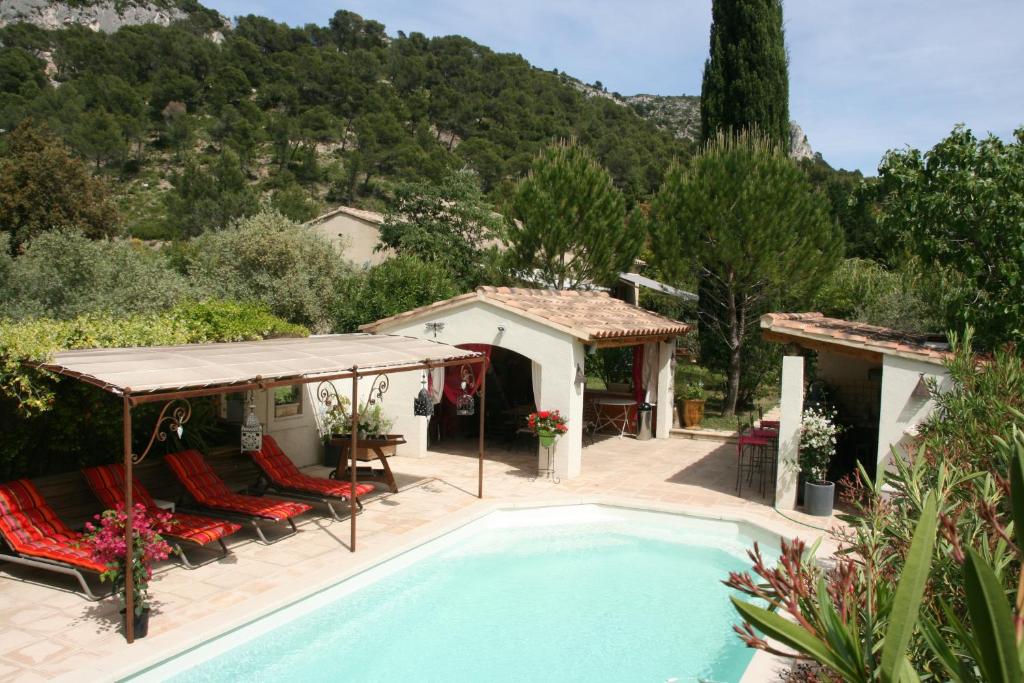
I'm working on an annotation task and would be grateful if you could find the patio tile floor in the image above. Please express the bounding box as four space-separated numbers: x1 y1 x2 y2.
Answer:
0 434 840 682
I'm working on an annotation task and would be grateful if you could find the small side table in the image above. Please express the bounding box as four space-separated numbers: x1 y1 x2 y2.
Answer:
152 498 176 513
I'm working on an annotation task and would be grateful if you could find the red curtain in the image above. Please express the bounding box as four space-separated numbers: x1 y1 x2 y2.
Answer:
632 345 644 404
443 344 492 404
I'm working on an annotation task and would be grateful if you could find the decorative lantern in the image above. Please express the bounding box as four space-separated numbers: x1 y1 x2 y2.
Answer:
413 374 434 417
240 390 263 452
456 380 475 416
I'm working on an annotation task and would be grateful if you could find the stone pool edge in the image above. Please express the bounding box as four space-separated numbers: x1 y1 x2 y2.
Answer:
62 495 824 682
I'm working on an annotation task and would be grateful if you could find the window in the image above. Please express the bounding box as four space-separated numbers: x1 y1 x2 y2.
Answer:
274 385 303 418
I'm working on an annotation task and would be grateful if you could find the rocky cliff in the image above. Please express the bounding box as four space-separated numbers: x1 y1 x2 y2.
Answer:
0 0 220 33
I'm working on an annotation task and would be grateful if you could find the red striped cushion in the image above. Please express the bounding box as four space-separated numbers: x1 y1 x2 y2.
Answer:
164 450 233 502
165 512 242 546
83 465 241 546
195 492 310 521
165 450 310 521
253 436 375 499
82 464 157 510
0 480 106 573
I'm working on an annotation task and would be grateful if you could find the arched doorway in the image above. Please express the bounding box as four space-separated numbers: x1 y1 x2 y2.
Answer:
431 345 537 450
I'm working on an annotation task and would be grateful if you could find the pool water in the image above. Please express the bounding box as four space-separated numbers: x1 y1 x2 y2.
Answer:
144 506 772 683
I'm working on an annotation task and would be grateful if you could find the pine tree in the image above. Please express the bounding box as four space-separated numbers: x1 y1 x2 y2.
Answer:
506 141 640 290
651 131 841 416
700 0 790 151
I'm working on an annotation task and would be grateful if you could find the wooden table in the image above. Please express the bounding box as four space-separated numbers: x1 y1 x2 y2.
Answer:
329 435 406 493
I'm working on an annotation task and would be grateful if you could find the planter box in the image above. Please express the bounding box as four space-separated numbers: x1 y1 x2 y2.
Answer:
803 480 835 517
681 399 705 428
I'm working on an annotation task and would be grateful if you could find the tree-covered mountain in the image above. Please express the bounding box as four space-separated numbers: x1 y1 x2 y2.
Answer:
0 2 691 238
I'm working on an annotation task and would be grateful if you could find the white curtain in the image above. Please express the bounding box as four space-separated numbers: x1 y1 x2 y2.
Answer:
429 367 444 404
531 361 543 409
642 342 658 403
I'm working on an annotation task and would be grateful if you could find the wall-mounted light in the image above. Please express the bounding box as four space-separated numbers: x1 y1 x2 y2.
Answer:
911 373 931 399
585 344 597 356
575 364 586 387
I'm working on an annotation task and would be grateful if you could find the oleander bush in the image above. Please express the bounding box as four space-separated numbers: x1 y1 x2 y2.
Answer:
725 331 1024 680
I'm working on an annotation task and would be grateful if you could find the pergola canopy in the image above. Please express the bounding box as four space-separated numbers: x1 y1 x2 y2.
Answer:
36 333 483 400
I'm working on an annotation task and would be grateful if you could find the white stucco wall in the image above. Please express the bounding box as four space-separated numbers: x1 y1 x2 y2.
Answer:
877 355 950 465
369 301 585 479
775 355 805 510
309 213 391 267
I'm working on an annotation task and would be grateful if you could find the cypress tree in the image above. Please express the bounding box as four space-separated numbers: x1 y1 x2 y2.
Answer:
694 0 793 415
700 0 790 151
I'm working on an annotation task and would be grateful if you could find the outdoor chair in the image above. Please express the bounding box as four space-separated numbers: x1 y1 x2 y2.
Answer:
248 436 376 522
82 464 242 568
164 450 311 545
0 479 108 600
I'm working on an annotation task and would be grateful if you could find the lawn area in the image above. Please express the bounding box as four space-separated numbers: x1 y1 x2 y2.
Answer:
676 361 778 432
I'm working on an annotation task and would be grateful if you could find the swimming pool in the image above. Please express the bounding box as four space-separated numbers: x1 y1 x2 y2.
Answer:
133 505 775 683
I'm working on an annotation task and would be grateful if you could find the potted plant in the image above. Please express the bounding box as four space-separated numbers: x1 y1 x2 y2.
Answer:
527 410 569 447
319 402 349 467
798 406 842 516
680 381 706 428
81 503 175 640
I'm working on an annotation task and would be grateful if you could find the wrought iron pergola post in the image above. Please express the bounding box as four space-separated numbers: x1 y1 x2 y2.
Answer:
477 359 487 498
121 395 191 644
350 369 358 552
122 396 135 643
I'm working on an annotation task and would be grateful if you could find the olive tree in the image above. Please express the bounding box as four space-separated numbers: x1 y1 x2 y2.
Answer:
650 131 841 415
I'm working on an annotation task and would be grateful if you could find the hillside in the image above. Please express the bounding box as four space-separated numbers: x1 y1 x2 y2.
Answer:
562 81 819 161
0 1 691 239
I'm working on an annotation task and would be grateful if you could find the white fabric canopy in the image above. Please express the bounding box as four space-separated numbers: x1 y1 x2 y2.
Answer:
40 334 483 396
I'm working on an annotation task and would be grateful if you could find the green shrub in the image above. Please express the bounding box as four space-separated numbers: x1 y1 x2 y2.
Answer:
812 257 946 334
331 255 460 332
1 230 193 320
186 210 349 332
0 300 307 480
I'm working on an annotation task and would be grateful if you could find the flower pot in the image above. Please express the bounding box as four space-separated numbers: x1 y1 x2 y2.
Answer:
537 429 556 448
803 480 835 517
121 608 150 640
682 399 705 428
323 442 341 468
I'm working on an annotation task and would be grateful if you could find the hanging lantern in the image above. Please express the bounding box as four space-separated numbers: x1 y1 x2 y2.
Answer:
240 390 263 452
456 380 475 416
413 374 434 417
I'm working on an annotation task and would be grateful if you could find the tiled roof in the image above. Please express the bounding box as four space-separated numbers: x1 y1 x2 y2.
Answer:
361 287 691 342
760 312 952 364
305 205 384 226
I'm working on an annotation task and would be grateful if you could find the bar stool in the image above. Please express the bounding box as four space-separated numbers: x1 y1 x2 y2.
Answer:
736 418 771 497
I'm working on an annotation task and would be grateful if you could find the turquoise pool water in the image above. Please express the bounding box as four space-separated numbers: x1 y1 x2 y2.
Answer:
145 506 771 683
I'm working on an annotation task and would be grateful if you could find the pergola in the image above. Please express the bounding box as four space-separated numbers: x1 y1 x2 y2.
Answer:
34 333 488 642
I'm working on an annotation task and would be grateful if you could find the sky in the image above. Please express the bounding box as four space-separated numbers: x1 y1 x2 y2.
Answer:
201 0 1024 175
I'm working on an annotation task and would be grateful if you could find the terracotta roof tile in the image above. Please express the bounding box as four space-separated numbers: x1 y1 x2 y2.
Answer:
760 312 951 364
362 287 691 342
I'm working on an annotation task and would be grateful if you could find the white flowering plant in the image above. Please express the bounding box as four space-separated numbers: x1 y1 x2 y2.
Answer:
798 406 842 483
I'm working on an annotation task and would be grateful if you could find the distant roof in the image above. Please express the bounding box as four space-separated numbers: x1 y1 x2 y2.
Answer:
305 205 384 226
37 334 481 399
618 272 698 301
362 286 691 343
760 312 952 365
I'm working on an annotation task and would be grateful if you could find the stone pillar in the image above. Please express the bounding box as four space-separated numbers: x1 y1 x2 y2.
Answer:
655 339 675 438
775 355 805 510
537 345 585 479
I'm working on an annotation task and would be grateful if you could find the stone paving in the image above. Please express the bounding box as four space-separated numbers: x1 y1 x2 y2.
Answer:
0 434 839 682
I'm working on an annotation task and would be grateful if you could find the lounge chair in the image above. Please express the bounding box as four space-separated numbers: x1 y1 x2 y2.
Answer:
249 435 376 521
0 479 108 600
164 450 311 545
82 464 242 569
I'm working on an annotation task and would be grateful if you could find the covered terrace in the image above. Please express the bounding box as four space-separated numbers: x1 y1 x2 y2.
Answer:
25 333 487 642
